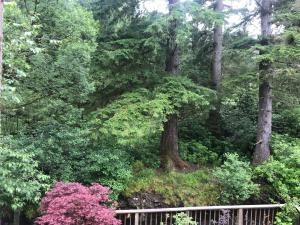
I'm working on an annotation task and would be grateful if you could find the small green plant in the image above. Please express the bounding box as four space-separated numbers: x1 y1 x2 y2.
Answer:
213 153 259 204
160 212 197 225
173 212 197 225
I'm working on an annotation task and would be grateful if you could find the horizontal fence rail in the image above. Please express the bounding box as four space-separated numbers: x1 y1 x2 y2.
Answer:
116 204 284 225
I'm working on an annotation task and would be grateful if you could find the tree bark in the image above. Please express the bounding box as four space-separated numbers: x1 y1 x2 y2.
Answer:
208 0 223 136
160 114 188 170
253 0 272 165
0 0 3 134
212 0 223 89
160 0 188 171
13 210 20 225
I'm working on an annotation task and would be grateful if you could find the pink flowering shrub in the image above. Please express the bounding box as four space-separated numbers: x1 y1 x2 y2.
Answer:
35 182 121 225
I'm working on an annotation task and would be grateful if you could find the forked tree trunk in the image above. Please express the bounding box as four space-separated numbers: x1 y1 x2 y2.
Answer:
160 0 188 171
253 0 272 165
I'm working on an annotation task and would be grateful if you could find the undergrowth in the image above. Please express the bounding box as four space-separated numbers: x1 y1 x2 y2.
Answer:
123 162 219 206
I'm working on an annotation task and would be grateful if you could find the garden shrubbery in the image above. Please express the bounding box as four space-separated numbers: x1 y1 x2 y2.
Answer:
213 153 259 204
36 182 120 225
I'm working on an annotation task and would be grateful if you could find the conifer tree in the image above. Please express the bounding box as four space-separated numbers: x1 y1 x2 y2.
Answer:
253 0 273 165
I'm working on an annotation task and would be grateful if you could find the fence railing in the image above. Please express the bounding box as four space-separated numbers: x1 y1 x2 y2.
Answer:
116 204 284 225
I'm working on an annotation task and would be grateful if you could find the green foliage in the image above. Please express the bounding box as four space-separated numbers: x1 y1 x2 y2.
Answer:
74 139 133 199
275 200 299 225
1 2 37 106
1 0 300 218
0 140 49 211
273 107 300 137
173 212 197 225
255 134 300 201
22 0 97 104
179 116 234 155
124 167 218 206
180 140 219 166
213 153 259 204
91 77 215 145
90 89 172 145
14 104 132 198
221 40 258 153
160 212 197 225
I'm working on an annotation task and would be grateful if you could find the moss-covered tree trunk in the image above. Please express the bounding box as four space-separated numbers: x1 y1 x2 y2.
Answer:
253 0 272 165
160 0 188 171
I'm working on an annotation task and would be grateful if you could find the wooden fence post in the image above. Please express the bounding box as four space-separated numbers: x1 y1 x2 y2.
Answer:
237 208 243 225
135 213 139 225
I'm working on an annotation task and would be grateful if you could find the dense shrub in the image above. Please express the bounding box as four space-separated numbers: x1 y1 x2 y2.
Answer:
0 143 49 211
274 201 299 225
36 182 120 225
179 117 234 155
213 153 259 204
17 114 132 199
253 134 300 225
255 134 300 201
180 140 219 166
273 107 300 137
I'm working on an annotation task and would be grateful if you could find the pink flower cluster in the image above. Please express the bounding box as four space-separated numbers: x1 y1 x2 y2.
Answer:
36 182 121 225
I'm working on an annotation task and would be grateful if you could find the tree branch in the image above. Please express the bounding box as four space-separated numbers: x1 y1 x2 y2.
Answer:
228 10 260 31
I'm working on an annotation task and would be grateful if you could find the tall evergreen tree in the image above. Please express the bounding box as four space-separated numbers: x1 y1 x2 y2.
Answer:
208 0 224 136
212 0 223 88
0 0 3 134
160 0 189 170
253 0 273 165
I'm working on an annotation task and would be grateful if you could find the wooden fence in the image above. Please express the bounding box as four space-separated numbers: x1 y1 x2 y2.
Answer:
116 204 285 225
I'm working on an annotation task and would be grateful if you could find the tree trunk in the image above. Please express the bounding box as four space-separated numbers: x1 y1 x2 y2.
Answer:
208 0 223 136
13 210 20 225
212 0 223 89
160 114 188 170
0 0 3 134
253 0 272 165
160 0 188 171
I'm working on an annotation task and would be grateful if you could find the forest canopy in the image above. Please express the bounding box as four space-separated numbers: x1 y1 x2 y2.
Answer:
0 0 299 224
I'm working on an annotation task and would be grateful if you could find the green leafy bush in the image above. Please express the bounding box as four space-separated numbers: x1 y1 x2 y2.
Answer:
173 212 197 225
159 212 197 225
273 107 300 137
13 104 132 199
179 116 234 155
180 140 219 165
255 134 300 201
274 201 299 225
257 135 299 197
76 140 133 199
22 128 132 199
213 153 259 204
0 142 49 211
